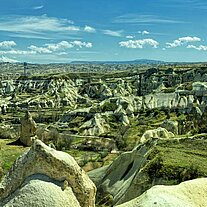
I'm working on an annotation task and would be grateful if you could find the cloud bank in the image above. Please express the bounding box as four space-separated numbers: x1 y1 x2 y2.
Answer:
119 39 159 48
166 36 201 48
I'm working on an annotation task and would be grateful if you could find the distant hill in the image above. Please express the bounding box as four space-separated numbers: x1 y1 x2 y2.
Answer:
71 59 166 65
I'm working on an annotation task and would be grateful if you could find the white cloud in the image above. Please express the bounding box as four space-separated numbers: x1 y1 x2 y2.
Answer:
0 40 93 56
28 41 92 54
103 30 123 37
28 45 52 54
0 41 16 49
0 15 77 35
47 41 92 50
71 41 92 48
84 25 96 33
138 30 150 35
166 36 201 48
9 33 52 40
187 45 207 51
33 5 44 10
178 36 201 42
0 15 102 40
0 56 19 63
143 30 150 35
64 26 80 31
113 14 184 24
46 41 74 51
0 50 34 55
126 35 134 39
119 39 159 49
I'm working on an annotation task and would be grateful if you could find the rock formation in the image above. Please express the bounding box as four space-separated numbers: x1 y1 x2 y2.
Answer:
0 139 96 207
140 127 174 143
116 178 207 207
88 140 156 205
20 111 37 146
1 174 81 207
3 63 207 206
89 136 207 206
80 113 110 136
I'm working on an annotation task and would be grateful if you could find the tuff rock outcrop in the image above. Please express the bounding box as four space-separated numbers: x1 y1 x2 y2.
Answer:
116 178 207 207
88 140 156 205
20 111 37 146
0 139 96 207
140 127 174 143
89 136 207 206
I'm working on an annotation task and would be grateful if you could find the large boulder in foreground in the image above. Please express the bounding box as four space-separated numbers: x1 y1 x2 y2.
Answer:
1 174 81 207
116 178 207 207
0 140 96 207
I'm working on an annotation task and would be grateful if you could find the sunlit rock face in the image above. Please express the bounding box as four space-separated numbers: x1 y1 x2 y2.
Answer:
0 140 96 207
88 140 156 205
116 178 207 207
20 111 37 146
140 127 174 143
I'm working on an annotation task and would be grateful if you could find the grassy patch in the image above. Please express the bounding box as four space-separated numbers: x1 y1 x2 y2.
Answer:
0 139 28 179
144 138 207 184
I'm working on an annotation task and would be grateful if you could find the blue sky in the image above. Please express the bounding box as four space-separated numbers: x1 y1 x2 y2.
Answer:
0 0 207 63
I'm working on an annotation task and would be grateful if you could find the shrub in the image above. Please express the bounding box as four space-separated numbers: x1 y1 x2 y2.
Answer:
0 166 3 181
100 102 117 112
96 192 113 207
56 132 74 150
99 150 109 159
0 129 16 139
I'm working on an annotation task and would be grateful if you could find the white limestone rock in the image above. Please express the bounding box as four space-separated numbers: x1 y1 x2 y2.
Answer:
140 127 174 143
0 140 96 207
80 113 110 136
116 178 207 207
1 174 81 207
192 82 207 96
20 111 37 146
88 140 156 205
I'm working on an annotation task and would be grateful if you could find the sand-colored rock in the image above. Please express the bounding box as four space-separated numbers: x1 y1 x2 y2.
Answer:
116 178 207 207
140 127 174 143
20 111 37 146
2 174 81 207
0 139 96 207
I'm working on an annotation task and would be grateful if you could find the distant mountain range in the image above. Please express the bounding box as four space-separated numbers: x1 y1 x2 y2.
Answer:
71 59 166 65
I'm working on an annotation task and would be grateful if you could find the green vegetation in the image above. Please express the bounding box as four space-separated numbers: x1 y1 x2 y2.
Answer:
2 62 207 206
0 139 28 180
100 102 117 112
144 137 207 184
0 138 118 180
